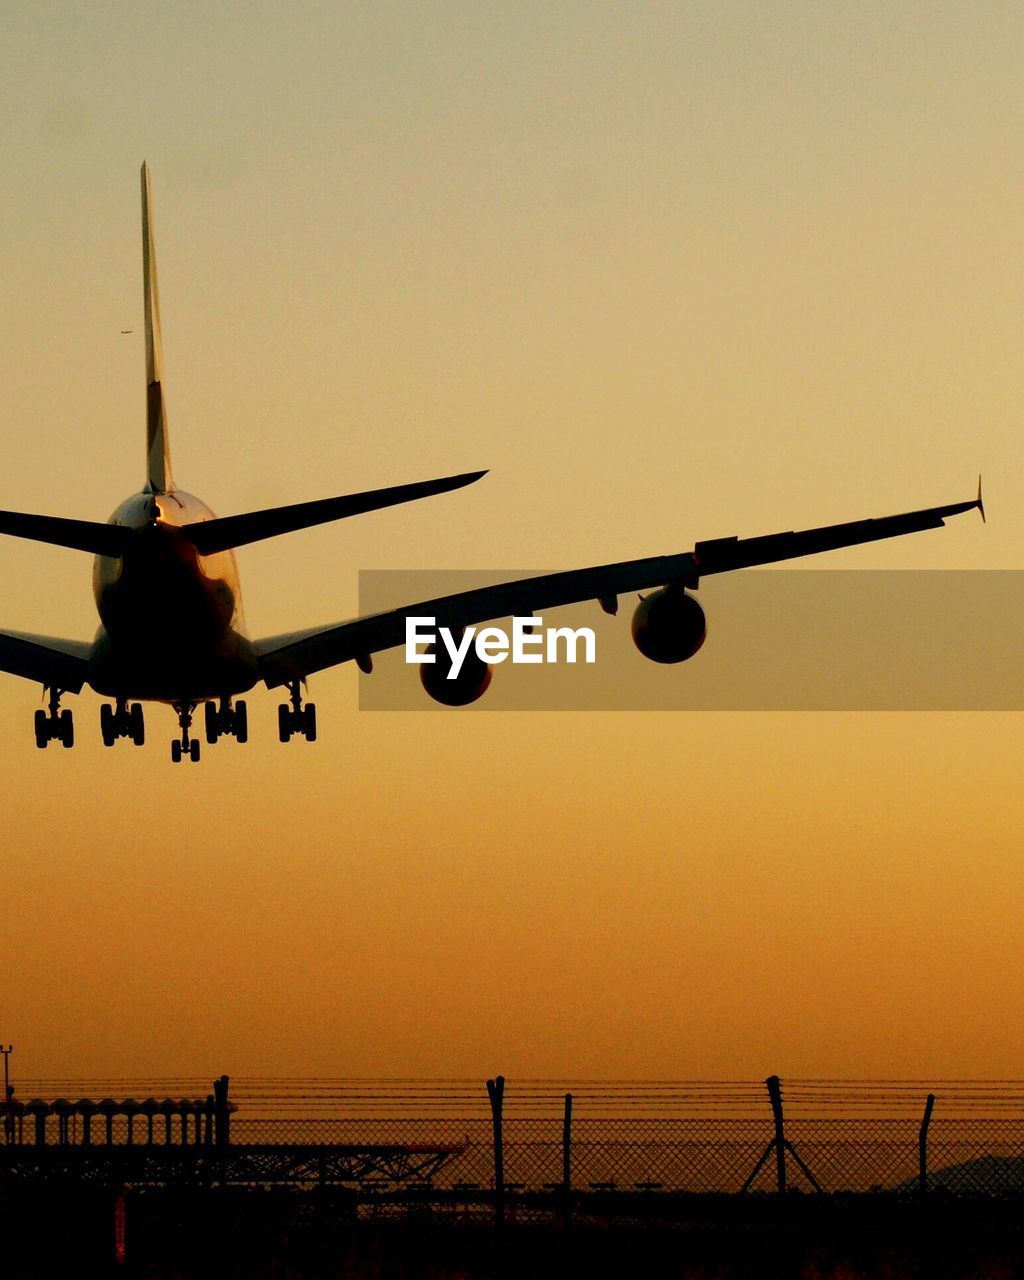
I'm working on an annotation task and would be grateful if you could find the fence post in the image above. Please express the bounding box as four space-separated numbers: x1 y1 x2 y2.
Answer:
562 1092 573 1224
918 1093 935 1197
486 1076 505 1227
213 1076 230 1147
766 1076 786 1194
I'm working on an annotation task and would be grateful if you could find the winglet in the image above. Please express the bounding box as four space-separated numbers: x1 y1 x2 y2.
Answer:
976 474 985 523
141 162 174 493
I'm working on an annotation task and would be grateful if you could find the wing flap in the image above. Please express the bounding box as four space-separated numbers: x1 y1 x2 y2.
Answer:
0 630 92 692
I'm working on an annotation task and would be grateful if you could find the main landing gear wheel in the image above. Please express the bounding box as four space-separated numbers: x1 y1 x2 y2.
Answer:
170 702 200 763
278 682 316 743
100 700 145 747
204 698 248 745
34 688 74 749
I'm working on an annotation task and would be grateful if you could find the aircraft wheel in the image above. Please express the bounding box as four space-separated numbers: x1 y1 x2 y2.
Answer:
171 740 182 764
34 709 49 749
189 739 201 763
204 700 220 744
59 709 74 749
234 701 248 744
278 704 292 743
304 703 317 742
129 703 145 746
100 703 116 747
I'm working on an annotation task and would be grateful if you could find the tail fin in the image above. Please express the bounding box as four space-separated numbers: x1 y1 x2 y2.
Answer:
141 162 173 493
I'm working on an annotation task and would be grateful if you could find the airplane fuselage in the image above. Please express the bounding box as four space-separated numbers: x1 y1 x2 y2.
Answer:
88 490 259 702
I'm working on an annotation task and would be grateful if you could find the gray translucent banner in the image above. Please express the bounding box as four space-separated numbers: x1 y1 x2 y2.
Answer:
356 570 1024 711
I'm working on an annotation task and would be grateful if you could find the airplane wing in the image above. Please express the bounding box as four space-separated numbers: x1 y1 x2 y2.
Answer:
0 630 92 692
255 489 983 688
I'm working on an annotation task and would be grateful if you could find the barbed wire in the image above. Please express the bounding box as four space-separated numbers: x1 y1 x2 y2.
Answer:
11 1078 1024 1119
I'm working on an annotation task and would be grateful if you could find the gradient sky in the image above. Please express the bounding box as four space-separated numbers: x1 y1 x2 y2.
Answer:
0 2 1020 1085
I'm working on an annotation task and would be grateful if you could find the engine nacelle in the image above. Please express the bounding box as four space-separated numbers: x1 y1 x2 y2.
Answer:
631 586 707 664
420 645 493 706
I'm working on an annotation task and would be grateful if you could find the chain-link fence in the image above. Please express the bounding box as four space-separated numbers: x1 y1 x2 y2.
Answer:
224 1115 1024 1197
7 1079 1024 1202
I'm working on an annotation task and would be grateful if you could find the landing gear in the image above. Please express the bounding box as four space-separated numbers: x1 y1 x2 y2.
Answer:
204 697 248 745
100 699 145 747
170 702 200 763
171 738 200 764
34 688 74 749
278 682 316 743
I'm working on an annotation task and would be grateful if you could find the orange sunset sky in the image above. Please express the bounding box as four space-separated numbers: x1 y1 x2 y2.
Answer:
0 2 1020 1083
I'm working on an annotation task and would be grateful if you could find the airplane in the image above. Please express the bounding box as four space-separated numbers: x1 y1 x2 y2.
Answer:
0 164 984 762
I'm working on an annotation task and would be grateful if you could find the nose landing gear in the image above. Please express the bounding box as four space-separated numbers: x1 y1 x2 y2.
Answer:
100 699 145 747
204 697 248 745
278 681 317 743
170 703 201 763
34 687 74 749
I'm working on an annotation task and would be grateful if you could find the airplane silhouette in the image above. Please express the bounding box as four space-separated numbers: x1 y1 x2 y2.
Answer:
0 165 984 761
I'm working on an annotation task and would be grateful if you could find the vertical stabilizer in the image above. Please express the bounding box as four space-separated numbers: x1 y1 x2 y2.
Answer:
141 162 174 493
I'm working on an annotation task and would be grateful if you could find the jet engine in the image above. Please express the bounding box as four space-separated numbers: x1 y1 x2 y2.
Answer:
631 586 707 663
420 645 493 706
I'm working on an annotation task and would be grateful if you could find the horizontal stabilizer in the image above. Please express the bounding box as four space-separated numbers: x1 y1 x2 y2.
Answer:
183 470 487 555
0 510 130 557
0 628 92 692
